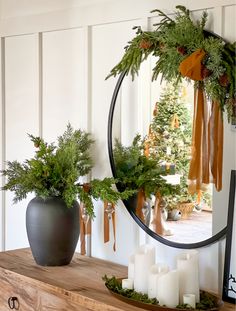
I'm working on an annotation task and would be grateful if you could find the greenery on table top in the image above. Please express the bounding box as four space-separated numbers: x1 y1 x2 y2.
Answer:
106 5 236 123
103 275 159 305
176 291 218 310
103 275 220 310
1 124 133 218
113 134 178 198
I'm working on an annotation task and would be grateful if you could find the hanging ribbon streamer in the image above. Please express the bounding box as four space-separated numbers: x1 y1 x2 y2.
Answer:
151 192 164 235
80 202 91 255
80 183 91 255
136 188 145 222
179 49 223 193
104 201 116 251
208 101 223 191
197 190 202 205
188 86 210 192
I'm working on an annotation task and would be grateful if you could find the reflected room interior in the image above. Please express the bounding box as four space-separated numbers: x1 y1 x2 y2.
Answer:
110 56 229 246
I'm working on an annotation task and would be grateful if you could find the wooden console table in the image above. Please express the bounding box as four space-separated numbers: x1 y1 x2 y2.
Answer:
0 248 234 311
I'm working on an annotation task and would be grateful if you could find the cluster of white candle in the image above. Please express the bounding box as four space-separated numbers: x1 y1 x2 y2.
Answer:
122 245 199 309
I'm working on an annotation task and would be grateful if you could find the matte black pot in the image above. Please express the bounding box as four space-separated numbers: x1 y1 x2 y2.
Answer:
26 197 80 266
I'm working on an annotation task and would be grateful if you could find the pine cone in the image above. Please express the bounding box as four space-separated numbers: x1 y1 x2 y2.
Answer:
219 73 230 87
177 46 187 55
139 39 152 49
201 66 212 78
159 43 165 51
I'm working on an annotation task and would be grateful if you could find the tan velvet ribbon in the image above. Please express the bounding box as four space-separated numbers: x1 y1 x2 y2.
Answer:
80 183 92 255
188 86 209 192
151 192 164 235
208 101 223 191
188 87 223 193
104 201 116 251
80 203 92 255
136 188 145 222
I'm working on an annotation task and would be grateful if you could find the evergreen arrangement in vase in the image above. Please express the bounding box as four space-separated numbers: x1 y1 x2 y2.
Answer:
1 123 131 218
1 124 132 266
113 134 177 198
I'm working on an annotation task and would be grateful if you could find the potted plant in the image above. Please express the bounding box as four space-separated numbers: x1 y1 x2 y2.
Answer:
1 124 131 266
113 134 177 226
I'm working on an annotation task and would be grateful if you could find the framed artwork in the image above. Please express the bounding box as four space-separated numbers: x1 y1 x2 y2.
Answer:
222 170 236 304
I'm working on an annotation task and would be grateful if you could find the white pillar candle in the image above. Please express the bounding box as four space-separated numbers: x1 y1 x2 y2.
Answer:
128 254 135 280
183 294 196 308
134 244 155 294
177 250 200 303
157 270 179 308
148 264 169 299
122 278 134 290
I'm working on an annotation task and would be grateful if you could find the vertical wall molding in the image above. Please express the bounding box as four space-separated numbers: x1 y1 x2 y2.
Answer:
213 6 223 36
38 33 43 138
1 37 6 251
212 6 226 293
137 17 150 246
83 26 92 256
84 26 92 134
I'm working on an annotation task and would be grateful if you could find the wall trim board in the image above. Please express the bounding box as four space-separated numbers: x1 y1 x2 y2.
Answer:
0 37 6 251
84 26 92 134
38 33 43 138
213 6 223 36
0 0 235 37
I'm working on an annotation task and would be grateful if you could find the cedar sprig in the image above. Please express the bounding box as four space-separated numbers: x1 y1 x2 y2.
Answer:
1 124 133 219
106 27 159 80
106 5 236 123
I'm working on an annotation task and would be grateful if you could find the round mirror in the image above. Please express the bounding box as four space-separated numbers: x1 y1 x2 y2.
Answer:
108 66 229 249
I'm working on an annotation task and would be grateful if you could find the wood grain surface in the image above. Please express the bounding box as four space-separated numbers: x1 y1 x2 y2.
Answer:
0 248 234 311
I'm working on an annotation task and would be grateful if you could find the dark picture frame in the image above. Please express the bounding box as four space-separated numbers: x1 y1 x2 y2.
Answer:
222 170 236 304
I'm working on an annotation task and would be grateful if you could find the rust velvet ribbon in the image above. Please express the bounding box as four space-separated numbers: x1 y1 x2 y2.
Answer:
179 49 206 81
179 49 223 193
104 201 116 251
187 87 223 193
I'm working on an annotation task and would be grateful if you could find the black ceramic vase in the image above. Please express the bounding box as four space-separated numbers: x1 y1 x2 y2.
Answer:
26 196 80 266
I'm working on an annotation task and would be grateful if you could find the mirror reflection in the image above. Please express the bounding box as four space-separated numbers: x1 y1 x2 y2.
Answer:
111 58 227 244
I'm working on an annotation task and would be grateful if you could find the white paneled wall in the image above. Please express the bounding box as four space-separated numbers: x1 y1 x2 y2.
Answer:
0 0 235 292
212 5 236 235
91 20 141 262
43 28 88 141
0 38 3 251
4 34 39 249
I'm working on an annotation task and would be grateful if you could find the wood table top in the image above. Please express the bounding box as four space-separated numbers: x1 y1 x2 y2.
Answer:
0 248 234 311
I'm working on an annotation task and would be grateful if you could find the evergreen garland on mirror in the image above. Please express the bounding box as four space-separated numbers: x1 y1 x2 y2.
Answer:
106 5 236 123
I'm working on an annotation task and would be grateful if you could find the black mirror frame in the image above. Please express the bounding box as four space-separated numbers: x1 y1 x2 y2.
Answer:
107 70 227 249
222 170 236 303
